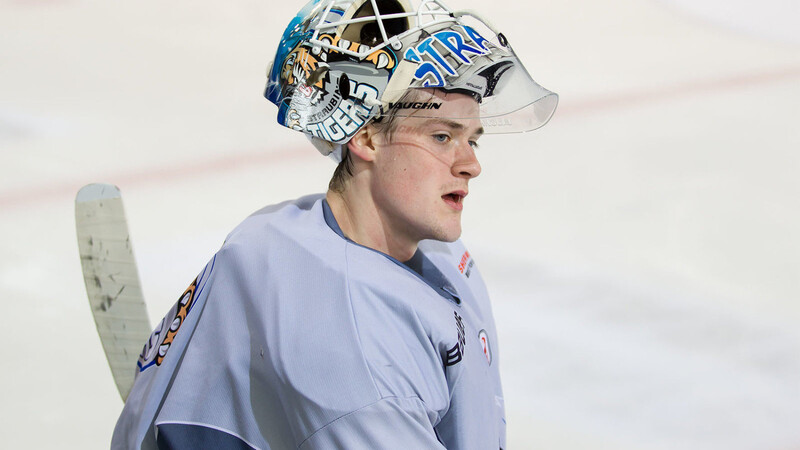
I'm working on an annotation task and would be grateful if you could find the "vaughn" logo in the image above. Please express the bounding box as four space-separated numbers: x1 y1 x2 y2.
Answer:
386 101 442 110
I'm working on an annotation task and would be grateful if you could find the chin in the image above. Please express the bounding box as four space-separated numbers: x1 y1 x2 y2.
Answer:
429 222 462 243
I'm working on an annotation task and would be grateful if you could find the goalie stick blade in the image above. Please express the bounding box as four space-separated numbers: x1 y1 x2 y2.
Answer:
75 183 152 402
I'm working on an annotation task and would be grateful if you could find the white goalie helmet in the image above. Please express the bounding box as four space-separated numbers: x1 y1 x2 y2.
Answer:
265 0 558 161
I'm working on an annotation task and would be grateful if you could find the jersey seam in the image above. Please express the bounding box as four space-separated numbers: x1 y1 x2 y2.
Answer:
342 241 382 399
296 395 427 449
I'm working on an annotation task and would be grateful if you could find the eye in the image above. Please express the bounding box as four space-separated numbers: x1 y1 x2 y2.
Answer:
432 133 451 144
468 140 480 150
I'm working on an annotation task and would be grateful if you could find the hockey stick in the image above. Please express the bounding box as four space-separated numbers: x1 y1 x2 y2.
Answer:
75 183 152 402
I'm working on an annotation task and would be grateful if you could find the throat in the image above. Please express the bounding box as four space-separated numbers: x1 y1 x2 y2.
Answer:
325 191 419 262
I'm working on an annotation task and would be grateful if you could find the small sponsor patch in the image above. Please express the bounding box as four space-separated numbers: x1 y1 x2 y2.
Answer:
458 250 475 278
478 329 492 365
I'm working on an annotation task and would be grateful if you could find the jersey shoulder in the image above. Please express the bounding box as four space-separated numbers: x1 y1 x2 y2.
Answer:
224 193 326 246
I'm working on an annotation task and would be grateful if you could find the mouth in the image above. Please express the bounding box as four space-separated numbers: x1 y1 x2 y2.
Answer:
442 190 467 211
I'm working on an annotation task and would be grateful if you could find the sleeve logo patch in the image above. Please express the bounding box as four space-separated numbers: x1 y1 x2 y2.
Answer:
137 278 198 371
136 255 215 372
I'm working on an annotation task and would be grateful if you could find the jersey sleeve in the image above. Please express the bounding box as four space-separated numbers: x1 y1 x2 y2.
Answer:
298 397 446 450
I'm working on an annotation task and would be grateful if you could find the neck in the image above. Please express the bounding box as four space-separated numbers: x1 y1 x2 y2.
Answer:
326 188 418 262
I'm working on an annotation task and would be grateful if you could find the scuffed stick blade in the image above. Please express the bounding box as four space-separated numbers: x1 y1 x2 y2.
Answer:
75 183 151 402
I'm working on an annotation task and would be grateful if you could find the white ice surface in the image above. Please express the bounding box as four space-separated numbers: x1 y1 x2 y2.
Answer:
1 0 798 448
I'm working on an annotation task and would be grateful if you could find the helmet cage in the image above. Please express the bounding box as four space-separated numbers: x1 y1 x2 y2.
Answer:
307 0 484 60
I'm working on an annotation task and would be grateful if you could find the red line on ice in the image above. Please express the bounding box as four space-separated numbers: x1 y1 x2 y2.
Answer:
0 146 311 209
2 65 799 209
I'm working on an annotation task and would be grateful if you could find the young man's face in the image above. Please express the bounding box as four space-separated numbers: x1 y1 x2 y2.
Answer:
370 89 483 247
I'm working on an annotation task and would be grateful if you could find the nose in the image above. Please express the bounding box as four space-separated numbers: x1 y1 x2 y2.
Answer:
452 142 482 179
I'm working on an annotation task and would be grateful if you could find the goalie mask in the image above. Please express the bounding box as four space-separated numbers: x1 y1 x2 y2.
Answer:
265 0 558 161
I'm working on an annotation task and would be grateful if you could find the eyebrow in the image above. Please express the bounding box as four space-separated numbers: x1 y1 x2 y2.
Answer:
427 119 485 137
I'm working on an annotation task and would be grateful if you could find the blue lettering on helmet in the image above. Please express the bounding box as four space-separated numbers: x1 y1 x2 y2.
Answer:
433 30 488 64
331 105 361 135
320 116 346 141
404 26 494 87
415 63 446 87
462 25 492 52
417 37 457 76
405 48 446 87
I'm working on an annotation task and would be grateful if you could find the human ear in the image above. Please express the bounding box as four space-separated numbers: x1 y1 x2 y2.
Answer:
346 125 378 163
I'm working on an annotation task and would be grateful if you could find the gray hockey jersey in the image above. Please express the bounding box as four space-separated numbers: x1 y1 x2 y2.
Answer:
112 194 505 449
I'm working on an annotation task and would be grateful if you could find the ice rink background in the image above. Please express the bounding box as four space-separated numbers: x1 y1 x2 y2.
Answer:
1 0 798 448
